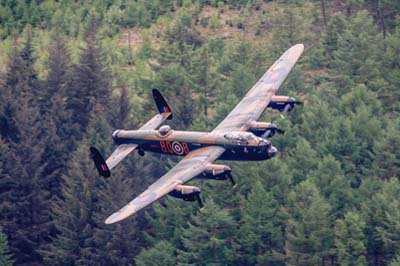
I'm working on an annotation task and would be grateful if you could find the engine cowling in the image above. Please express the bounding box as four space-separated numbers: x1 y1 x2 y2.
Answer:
248 122 284 138
169 185 201 201
267 95 301 113
197 164 232 180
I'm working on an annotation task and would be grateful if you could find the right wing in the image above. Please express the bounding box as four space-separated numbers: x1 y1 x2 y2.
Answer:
105 146 225 224
213 44 304 133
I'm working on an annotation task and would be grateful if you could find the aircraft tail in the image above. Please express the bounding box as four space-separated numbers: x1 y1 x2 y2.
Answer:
90 147 111 177
90 89 172 177
152 89 173 120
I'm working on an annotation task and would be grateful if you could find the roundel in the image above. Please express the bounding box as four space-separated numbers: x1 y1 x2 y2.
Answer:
263 68 286 84
136 192 157 204
172 141 184 155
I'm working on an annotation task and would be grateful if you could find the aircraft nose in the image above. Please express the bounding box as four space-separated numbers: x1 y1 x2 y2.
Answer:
268 146 278 158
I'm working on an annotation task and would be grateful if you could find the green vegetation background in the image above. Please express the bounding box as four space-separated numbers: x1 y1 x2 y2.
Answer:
0 0 399 265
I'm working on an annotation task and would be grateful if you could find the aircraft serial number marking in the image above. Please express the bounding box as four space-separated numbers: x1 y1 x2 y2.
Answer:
160 141 189 155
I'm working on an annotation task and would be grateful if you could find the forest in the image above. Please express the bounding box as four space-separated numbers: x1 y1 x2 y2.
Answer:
0 0 399 265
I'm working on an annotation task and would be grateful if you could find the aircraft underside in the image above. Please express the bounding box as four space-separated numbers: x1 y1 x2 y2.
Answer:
134 140 275 161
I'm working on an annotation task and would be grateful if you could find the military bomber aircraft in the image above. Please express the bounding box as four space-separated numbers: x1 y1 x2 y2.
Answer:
90 44 304 224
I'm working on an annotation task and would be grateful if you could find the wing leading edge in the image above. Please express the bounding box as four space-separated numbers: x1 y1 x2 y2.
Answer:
105 146 225 224
213 44 304 133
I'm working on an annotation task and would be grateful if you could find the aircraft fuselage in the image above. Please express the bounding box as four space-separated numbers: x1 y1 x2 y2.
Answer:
112 129 277 161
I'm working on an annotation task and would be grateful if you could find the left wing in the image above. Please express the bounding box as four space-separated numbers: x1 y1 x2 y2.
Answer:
213 44 304 133
105 146 225 224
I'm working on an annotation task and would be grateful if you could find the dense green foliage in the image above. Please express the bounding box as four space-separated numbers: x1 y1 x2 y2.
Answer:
0 0 400 265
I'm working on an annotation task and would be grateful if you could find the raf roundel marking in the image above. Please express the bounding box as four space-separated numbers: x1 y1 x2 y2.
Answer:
263 68 286 84
136 192 157 205
172 141 184 155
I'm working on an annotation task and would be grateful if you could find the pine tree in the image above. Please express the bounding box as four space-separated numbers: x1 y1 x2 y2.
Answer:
285 180 333 266
330 11 383 94
144 197 196 248
334 211 367 266
43 142 100 266
322 13 346 63
66 16 113 137
0 31 39 143
135 240 176 266
308 155 354 217
177 200 236 265
151 63 195 129
363 179 400 265
0 30 52 266
380 28 400 112
372 118 400 180
389 254 400 266
0 228 13 266
237 181 285 265
376 181 400 264
287 138 318 185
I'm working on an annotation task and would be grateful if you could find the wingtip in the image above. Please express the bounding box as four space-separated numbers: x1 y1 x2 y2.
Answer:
105 212 123 224
292 43 305 52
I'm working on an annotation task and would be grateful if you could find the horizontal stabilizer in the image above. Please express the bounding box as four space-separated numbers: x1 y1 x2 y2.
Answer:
152 89 172 120
105 144 138 170
90 147 111 177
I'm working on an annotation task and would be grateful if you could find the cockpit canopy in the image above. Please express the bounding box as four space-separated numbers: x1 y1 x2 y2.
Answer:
158 125 172 136
224 132 258 145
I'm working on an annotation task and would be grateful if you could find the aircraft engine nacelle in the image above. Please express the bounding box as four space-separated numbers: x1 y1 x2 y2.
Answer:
197 164 232 180
248 122 285 138
169 185 201 202
268 95 301 113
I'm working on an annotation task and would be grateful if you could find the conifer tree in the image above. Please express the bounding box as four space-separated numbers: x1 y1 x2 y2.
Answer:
376 182 400 264
0 228 13 266
372 118 400 180
135 240 176 266
331 11 383 94
308 155 354 217
151 64 195 129
43 141 101 266
390 254 400 266
334 211 367 266
177 200 236 265
285 180 333 265
380 29 400 112
237 181 285 265
144 197 195 247
0 30 52 266
66 16 113 137
286 138 318 184
363 179 400 265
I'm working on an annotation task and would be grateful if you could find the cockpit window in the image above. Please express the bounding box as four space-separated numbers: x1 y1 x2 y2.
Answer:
158 125 172 136
224 132 257 145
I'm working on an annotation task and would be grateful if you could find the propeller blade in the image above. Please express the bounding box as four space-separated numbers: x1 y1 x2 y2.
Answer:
261 129 272 139
227 173 237 189
282 104 292 115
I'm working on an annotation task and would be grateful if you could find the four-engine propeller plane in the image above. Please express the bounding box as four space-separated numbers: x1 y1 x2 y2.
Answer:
90 44 304 224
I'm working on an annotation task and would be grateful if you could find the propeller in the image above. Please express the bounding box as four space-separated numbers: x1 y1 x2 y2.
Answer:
260 123 285 139
227 172 238 189
196 194 205 212
280 98 303 118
